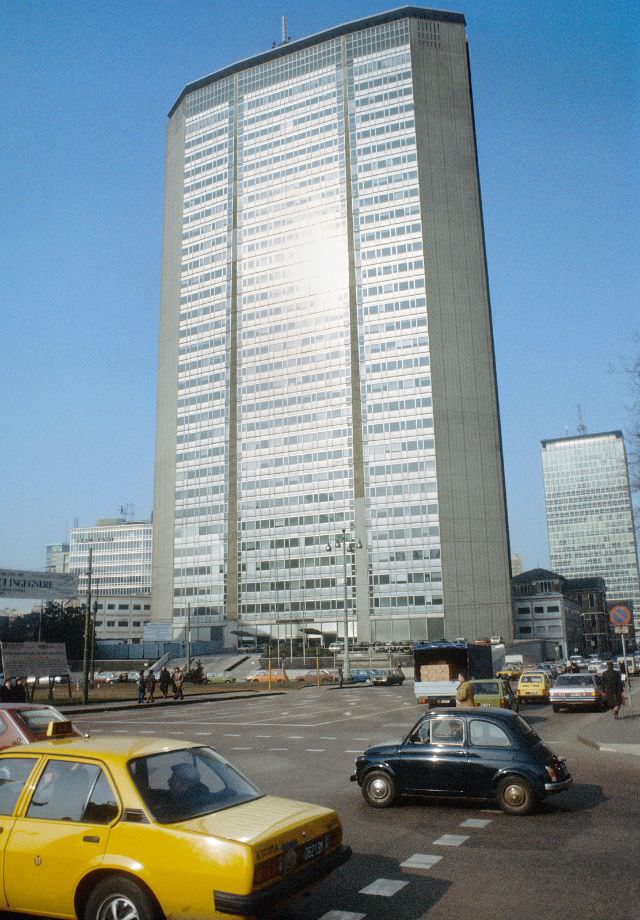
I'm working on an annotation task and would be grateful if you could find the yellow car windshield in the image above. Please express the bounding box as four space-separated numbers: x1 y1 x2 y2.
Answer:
129 747 263 823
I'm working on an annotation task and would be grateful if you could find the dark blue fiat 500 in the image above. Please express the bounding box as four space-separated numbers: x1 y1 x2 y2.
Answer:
350 708 571 816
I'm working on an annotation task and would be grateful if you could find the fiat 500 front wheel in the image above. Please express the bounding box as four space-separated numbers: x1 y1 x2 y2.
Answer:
362 770 397 808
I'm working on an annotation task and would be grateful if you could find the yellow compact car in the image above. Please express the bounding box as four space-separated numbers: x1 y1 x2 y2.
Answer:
516 671 551 703
0 726 350 920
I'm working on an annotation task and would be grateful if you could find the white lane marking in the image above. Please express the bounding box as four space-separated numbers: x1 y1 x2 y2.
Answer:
287 735 304 739
320 736 338 740
112 730 128 733
352 737 371 741
255 734 272 738
224 733 241 737
600 743 640 756
194 732 210 736
345 749 364 754
343 711 352 716
319 912 366 920
433 834 469 846
269 747 288 751
140 730 155 734
400 854 443 869
230 747 252 751
305 748 326 752
460 818 492 828
480 808 502 814
359 879 408 897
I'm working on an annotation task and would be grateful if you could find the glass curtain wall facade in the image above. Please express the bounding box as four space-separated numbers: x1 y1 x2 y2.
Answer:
542 432 640 636
69 521 152 641
153 8 513 646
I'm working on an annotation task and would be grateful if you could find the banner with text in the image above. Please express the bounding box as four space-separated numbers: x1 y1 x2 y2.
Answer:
0 568 78 600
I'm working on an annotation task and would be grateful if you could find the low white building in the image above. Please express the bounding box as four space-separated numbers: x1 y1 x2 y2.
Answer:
68 519 152 643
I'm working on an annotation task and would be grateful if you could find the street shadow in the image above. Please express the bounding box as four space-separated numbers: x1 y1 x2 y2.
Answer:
267 850 451 919
539 782 606 814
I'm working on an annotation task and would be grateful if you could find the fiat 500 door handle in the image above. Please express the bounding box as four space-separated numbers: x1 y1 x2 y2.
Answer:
82 835 100 843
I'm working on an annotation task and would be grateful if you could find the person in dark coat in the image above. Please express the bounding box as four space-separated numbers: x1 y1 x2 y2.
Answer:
137 670 146 705
145 671 156 704
159 666 171 699
13 678 27 703
600 661 624 718
0 679 14 702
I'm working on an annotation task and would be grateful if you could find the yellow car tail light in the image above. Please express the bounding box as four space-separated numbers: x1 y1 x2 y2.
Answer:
253 854 283 886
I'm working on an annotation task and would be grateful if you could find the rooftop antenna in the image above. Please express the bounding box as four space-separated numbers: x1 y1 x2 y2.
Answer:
576 404 587 436
281 15 290 44
119 503 135 522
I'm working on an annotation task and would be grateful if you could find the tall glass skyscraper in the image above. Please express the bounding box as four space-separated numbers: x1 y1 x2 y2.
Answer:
541 432 640 635
152 7 512 646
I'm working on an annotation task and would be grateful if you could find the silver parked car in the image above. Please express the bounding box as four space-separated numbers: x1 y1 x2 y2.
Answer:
550 673 606 712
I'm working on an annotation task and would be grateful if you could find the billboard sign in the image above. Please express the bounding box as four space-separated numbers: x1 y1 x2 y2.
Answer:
143 621 173 642
0 569 78 600
0 642 70 680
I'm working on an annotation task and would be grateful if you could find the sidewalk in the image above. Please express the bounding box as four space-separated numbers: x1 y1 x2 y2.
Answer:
577 689 640 756
59 688 284 716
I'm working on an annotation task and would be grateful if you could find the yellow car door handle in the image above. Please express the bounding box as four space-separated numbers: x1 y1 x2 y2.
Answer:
83 836 100 843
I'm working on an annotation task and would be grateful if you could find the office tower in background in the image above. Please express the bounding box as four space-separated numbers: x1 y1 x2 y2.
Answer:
152 7 512 646
542 431 640 637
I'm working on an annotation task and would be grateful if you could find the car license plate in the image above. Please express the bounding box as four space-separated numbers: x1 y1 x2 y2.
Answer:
480 703 490 707
438 698 451 704
303 839 326 861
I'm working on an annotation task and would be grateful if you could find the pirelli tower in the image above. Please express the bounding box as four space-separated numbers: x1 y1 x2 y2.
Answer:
152 6 513 647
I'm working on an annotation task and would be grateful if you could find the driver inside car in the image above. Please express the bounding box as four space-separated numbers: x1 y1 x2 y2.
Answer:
168 762 211 809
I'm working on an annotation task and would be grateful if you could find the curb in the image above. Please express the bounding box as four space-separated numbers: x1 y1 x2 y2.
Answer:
60 690 285 716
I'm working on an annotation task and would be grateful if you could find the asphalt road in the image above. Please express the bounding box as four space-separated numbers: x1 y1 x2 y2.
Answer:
11 685 640 920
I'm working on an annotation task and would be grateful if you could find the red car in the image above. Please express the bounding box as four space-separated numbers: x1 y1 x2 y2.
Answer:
0 704 81 750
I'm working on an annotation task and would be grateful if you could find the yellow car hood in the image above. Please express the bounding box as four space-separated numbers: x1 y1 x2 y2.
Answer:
178 795 337 847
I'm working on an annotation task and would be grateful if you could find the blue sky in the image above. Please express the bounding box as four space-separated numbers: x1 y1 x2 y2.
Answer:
1 0 638 577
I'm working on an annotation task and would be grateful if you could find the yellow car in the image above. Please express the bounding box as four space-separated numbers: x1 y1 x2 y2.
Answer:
0 726 350 919
516 671 551 703
496 667 522 682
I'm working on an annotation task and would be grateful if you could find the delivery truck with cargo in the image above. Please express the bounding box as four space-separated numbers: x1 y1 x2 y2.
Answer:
413 640 494 706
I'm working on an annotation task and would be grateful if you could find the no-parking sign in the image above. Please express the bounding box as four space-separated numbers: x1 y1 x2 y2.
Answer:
609 605 632 627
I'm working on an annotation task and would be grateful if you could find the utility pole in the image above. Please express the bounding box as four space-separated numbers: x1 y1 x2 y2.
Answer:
186 603 191 673
81 546 93 704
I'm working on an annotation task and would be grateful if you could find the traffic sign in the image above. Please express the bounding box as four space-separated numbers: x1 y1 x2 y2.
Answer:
614 626 629 635
609 605 632 627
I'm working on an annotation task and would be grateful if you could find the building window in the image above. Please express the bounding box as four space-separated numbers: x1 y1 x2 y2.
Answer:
118 604 128 610
107 605 115 610
534 606 544 613
143 605 150 610
132 621 141 627
519 626 532 634
106 621 115 627
546 606 560 612
117 620 128 627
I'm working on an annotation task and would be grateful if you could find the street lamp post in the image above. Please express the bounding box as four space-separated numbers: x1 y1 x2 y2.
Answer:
81 547 93 705
329 529 362 681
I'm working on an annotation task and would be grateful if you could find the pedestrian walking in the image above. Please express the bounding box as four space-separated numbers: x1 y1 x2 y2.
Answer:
337 666 343 688
456 671 475 707
0 678 15 702
173 666 184 700
145 670 156 704
159 665 171 699
600 660 624 718
137 669 146 704
13 678 28 703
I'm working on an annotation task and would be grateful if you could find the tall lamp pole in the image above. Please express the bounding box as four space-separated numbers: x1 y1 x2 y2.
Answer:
329 529 362 681
186 603 192 673
81 546 93 704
